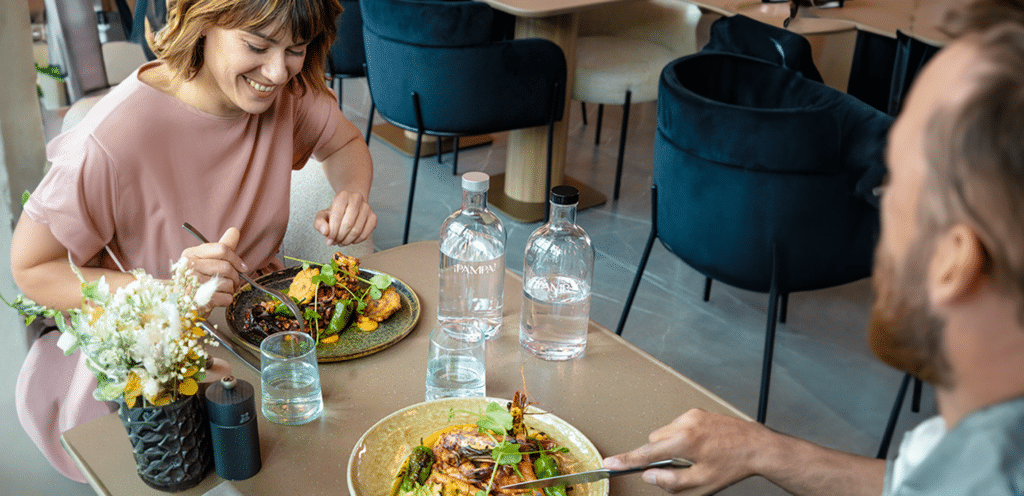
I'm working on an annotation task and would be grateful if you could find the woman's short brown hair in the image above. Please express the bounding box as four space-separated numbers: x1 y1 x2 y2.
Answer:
152 0 343 96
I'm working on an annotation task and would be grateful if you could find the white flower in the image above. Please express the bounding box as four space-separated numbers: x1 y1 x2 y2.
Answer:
57 330 78 353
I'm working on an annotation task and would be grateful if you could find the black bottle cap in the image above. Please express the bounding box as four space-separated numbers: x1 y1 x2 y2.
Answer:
550 185 579 205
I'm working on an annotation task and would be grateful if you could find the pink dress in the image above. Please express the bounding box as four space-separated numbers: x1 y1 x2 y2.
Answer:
18 61 343 481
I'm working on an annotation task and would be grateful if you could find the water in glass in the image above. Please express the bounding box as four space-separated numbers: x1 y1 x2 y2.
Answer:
261 360 323 425
520 274 591 360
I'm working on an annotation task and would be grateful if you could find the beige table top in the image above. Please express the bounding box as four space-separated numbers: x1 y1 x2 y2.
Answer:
691 0 954 45
61 241 750 496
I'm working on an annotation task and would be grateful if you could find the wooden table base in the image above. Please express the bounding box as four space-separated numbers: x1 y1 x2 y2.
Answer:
489 173 607 223
371 122 493 158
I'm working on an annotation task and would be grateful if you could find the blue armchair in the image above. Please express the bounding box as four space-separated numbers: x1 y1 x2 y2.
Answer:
616 52 892 423
361 0 567 244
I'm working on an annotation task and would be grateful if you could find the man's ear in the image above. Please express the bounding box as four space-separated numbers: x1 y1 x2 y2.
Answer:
929 224 986 307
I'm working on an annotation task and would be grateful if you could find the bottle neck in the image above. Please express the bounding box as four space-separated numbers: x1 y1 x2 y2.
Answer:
548 202 578 226
463 189 488 212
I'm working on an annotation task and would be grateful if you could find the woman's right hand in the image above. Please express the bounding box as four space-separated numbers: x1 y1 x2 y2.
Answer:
180 227 248 308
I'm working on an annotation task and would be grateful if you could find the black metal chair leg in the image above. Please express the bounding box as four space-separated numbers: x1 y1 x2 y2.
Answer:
703 277 713 302
334 77 343 111
404 131 423 245
779 292 789 324
877 373 912 459
581 101 588 126
595 104 604 145
757 247 781 424
616 186 659 336
911 377 923 412
613 90 631 201
404 92 425 245
452 136 460 175
365 99 375 146
543 81 560 224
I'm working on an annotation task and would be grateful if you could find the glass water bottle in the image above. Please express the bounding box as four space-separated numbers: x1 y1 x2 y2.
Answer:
438 172 506 339
520 185 594 360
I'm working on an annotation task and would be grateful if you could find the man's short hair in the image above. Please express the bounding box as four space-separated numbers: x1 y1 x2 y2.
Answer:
923 0 1024 322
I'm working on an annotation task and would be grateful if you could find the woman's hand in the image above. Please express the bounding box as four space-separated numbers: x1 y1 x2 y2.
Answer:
603 409 765 494
181 227 248 308
314 190 377 246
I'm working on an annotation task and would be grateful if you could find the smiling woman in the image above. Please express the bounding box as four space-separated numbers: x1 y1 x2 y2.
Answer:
154 0 339 97
10 0 377 484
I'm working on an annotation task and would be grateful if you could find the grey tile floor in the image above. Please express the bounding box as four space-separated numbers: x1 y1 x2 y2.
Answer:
1 78 935 495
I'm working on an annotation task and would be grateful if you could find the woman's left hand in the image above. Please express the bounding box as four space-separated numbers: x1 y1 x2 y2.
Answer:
314 190 377 246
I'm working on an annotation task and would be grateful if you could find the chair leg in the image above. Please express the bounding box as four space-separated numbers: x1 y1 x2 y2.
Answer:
703 277 713 302
779 292 789 324
543 81 560 225
365 99 375 146
613 91 631 201
594 104 604 146
452 136 460 176
581 101 588 126
877 373 912 459
757 247 781 424
404 92 425 245
334 77 343 111
404 131 423 245
911 377 923 412
616 186 659 336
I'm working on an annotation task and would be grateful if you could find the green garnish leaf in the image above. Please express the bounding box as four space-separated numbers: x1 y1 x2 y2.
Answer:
21 190 30 206
477 402 513 434
304 308 320 320
369 287 382 300
370 273 392 289
492 441 523 466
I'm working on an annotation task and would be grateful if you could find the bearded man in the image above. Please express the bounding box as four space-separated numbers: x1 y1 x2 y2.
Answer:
603 1 1024 494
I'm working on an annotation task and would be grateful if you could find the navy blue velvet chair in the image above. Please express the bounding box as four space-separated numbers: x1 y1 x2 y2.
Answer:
360 0 567 244
615 52 892 423
327 0 371 145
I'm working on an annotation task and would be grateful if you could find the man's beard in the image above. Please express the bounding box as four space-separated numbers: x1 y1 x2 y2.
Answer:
868 235 954 387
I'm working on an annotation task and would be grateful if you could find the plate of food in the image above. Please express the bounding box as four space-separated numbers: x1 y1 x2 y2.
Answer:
348 393 609 496
225 253 421 362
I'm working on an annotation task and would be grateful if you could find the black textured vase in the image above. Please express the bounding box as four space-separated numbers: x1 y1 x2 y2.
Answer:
118 394 213 492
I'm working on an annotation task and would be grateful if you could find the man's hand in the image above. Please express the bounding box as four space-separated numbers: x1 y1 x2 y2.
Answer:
604 409 765 494
181 227 247 308
314 190 377 246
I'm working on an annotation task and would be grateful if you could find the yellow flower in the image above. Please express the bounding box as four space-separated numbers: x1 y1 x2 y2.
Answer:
182 365 199 378
123 371 143 408
178 378 199 396
148 393 173 407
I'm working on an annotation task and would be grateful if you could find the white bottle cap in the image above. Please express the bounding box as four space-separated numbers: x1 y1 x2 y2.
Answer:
461 172 490 192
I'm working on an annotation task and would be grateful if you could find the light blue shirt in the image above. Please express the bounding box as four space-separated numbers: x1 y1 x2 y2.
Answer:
884 395 1024 495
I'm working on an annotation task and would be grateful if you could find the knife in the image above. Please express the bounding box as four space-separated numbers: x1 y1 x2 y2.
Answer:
199 321 261 372
500 458 693 490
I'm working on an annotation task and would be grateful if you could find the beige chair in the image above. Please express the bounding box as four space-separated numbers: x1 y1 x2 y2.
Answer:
282 158 375 266
575 0 701 200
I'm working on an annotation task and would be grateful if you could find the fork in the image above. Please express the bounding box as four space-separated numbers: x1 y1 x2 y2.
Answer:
181 223 307 339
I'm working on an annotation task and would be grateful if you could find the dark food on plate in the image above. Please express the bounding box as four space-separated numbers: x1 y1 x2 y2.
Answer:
242 253 402 343
392 392 577 496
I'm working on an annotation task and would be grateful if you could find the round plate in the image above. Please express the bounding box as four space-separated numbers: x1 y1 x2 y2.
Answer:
347 397 609 496
225 266 421 362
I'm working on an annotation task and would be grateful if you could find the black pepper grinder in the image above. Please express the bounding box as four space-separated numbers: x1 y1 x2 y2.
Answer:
205 376 262 480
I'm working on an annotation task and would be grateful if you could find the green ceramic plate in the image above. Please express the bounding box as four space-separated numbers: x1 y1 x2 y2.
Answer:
225 266 421 362
347 397 608 496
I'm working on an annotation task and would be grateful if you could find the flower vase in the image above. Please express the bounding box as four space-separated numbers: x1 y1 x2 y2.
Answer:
117 394 213 492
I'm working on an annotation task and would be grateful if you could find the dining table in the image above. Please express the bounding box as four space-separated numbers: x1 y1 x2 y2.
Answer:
60 240 752 495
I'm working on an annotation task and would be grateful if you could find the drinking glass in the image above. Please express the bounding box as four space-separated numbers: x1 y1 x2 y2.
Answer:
260 331 323 425
425 322 486 401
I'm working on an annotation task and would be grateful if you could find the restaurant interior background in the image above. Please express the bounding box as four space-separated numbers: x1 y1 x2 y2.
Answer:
0 0 937 494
